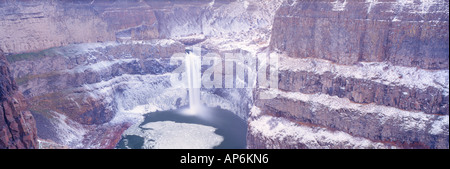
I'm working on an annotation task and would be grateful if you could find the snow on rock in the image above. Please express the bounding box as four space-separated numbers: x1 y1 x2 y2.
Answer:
260 88 449 135
394 0 449 14
199 0 283 53
68 58 138 73
249 115 392 149
331 0 348 11
44 71 192 148
430 115 450 135
249 105 262 117
77 72 187 124
366 0 380 13
62 41 120 57
59 39 178 59
201 89 252 120
278 53 449 95
123 39 178 47
48 111 88 148
80 69 249 123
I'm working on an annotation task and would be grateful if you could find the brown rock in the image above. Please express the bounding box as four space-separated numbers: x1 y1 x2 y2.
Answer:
0 50 38 149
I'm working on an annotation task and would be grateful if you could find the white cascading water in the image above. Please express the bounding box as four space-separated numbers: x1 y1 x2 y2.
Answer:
185 50 202 115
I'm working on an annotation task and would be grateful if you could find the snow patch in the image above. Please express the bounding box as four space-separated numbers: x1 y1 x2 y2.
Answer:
331 0 348 11
394 0 448 14
429 116 449 135
48 111 87 148
243 0 249 9
392 16 401 22
250 106 262 117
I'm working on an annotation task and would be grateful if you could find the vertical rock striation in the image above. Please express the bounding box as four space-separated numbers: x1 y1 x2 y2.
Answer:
270 0 449 70
0 49 38 149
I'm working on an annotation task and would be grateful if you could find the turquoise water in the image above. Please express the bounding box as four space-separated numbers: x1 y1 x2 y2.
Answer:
116 107 247 149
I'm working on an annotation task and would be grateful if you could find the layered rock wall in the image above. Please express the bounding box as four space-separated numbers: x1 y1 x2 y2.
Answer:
6 40 186 148
249 0 449 149
270 0 449 70
0 0 158 54
10 40 185 124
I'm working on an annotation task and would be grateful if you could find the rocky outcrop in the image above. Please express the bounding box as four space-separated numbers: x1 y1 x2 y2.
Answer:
270 0 449 70
0 0 158 54
248 0 449 149
0 49 38 149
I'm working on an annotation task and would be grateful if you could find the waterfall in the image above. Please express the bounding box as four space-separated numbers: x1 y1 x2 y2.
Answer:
185 50 202 114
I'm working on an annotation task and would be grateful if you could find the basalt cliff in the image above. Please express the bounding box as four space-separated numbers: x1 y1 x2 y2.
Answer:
0 0 448 149
249 0 449 149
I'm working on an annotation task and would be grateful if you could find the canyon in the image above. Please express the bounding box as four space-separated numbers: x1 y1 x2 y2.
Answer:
0 0 448 149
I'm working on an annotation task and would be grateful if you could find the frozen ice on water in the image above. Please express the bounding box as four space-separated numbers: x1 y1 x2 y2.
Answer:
125 121 224 149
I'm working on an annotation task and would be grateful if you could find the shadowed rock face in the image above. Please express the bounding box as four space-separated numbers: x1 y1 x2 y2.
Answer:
0 50 38 149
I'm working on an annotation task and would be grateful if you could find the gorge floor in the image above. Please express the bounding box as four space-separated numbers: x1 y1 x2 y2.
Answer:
116 106 248 149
